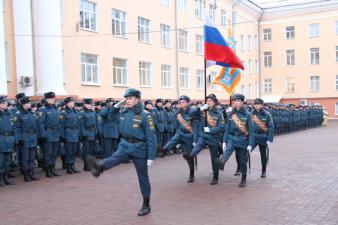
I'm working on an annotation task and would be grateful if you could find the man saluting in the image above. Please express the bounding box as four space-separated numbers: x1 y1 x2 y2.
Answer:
86 88 157 216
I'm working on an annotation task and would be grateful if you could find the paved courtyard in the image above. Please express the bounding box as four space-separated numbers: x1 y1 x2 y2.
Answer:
1 121 338 225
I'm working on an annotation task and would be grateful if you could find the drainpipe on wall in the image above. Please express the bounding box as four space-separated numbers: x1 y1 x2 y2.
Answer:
258 10 264 98
174 0 180 98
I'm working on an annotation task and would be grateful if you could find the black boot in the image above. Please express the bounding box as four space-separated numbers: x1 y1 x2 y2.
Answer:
85 156 104 177
61 156 66 169
83 160 90 171
137 198 151 216
234 168 241 176
4 172 15 185
239 175 247 187
71 164 80 173
46 166 54 178
0 173 5 187
66 164 74 174
51 165 61 176
261 170 266 178
7 171 15 178
187 159 195 183
24 170 32 182
210 172 219 185
29 169 40 181
215 158 226 171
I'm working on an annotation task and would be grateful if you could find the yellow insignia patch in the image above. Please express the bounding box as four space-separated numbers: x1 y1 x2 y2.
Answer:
147 115 155 130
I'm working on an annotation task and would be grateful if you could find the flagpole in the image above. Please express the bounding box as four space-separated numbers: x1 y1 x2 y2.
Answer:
204 59 207 127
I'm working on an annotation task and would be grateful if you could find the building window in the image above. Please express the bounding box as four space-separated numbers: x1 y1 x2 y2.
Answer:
180 67 189 88
286 77 295 93
195 0 204 19
240 85 245 95
336 103 338 115
336 21 338 34
335 75 338 90
255 81 259 97
248 35 251 51
241 34 245 51
209 71 217 90
263 28 271 41
177 0 187 12
179 29 188 52
286 49 295 65
336 46 338 62
160 24 171 48
248 84 252 99
139 61 151 87
195 34 203 55
264 79 272 93
81 53 98 84
310 48 320 65
161 0 171 7
80 0 97 31
196 69 204 90
309 23 320 37
285 26 295 39
248 60 252 75
233 11 237 26
255 60 259 74
112 9 127 37
138 17 150 43
309 76 320 91
161 64 172 88
113 58 128 86
264 51 272 67
254 35 258 50
208 4 216 22
221 10 227 27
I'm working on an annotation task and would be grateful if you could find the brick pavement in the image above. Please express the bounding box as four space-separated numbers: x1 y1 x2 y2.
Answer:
1 121 338 225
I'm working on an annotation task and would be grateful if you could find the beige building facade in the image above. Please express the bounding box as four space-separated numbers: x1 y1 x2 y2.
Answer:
1 0 338 118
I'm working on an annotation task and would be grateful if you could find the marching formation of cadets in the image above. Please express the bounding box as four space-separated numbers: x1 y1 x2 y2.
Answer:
0 89 324 215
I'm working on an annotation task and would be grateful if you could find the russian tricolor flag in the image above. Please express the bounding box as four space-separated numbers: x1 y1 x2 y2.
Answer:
204 16 244 70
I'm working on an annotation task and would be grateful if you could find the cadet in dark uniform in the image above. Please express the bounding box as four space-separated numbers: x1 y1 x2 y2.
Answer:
37 92 61 178
16 97 40 182
163 95 199 183
60 97 81 174
189 94 225 185
251 98 274 178
100 98 119 158
163 99 176 155
0 96 17 186
94 101 103 158
80 98 97 171
153 98 166 157
86 88 157 216
216 94 254 187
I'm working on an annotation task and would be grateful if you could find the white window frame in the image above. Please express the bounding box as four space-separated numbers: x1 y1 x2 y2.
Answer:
177 0 187 12
255 81 259 97
255 60 259 74
263 28 271 41
179 29 188 52
80 0 97 32
248 60 252 75
138 17 151 44
336 102 338 115
195 0 204 19
286 77 295 93
160 24 171 48
336 46 338 63
221 10 227 28
195 34 203 55
112 9 127 38
309 76 320 91
286 49 295 65
180 67 189 89
209 71 217 90
264 51 272 67
241 85 245 95
309 23 320 38
113 57 128 86
248 84 252 99
285 26 295 39
196 69 204 90
310 48 320 65
264 78 272 94
335 75 338 90
336 21 338 35
81 53 99 85
161 64 172 88
139 61 152 87
208 4 216 22
247 35 251 51
161 0 171 7
241 34 245 51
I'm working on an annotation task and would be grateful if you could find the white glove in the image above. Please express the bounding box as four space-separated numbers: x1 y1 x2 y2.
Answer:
147 160 154 167
114 99 126 108
266 141 272 146
175 144 181 149
247 146 252 152
226 107 233 113
193 142 196 147
199 104 208 111
222 142 226 152
204 127 210 133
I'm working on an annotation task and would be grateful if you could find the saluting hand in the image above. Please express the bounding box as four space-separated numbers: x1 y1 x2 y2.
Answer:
114 99 126 108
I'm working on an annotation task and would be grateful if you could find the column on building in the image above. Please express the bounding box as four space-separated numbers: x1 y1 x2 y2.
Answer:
12 0 35 96
35 0 66 95
0 2 7 95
